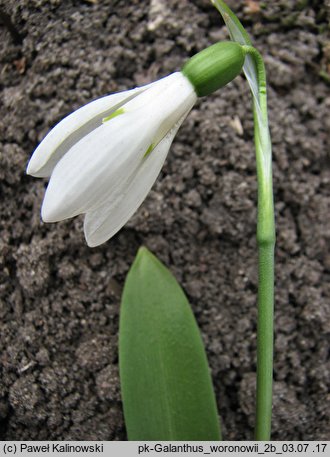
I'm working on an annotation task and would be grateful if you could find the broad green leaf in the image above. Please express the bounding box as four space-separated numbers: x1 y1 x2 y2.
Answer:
119 247 221 441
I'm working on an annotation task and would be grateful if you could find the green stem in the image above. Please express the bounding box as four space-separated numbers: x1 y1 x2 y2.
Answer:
243 46 275 440
256 242 274 440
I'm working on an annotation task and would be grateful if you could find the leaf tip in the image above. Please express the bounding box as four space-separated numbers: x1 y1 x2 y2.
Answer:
133 245 156 271
136 245 152 261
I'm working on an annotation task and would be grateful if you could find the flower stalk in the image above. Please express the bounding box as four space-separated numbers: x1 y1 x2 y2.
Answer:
211 0 275 440
243 45 275 441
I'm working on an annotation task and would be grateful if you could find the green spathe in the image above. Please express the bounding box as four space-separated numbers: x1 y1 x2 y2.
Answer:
119 247 221 441
182 41 245 97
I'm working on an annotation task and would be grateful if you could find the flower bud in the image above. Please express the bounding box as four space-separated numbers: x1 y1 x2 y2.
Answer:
182 41 245 97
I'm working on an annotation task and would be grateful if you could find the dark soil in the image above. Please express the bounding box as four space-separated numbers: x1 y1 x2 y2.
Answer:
1 0 329 441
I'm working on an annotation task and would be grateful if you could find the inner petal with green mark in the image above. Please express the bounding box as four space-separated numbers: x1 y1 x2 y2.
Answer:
102 107 125 123
143 143 155 158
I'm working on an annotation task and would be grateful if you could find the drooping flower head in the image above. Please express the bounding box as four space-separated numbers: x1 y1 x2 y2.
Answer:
27 42 245 246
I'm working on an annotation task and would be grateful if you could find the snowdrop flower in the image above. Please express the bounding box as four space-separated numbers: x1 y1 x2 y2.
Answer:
27 41 245 247
28 73 196 247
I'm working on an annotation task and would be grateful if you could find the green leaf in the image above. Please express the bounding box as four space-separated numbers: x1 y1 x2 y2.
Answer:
119 247 221 441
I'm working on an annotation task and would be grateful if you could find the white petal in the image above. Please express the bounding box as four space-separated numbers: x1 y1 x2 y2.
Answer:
84 115 187 247
41 111 155 222
27 84 152 178
123 72 197 145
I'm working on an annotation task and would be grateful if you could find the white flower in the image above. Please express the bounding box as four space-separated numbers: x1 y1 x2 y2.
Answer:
27 72 197 247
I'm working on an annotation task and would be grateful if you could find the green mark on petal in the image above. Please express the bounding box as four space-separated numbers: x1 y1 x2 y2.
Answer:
102 107 125 123
143 143 155 158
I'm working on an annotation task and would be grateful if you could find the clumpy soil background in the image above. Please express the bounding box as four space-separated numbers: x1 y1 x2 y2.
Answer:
0 0 329 441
